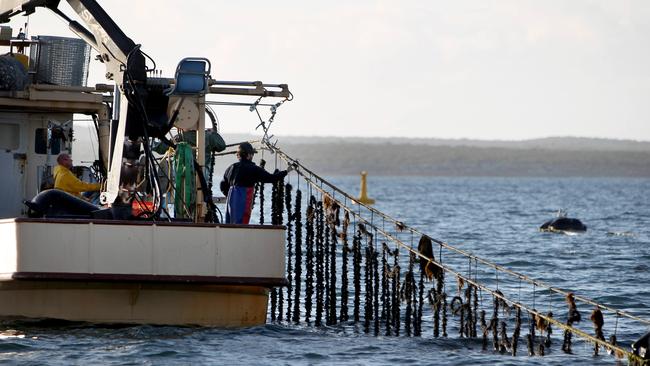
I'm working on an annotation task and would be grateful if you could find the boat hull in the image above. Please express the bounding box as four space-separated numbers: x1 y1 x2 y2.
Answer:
0 218 287 327
0 280 269 327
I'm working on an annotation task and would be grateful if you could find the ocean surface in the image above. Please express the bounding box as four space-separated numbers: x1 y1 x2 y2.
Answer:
1 176 649 365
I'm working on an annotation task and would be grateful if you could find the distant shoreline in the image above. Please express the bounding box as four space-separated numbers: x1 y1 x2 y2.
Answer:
72 129 650 177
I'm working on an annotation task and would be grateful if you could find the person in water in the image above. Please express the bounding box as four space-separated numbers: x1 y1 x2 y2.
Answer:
220 142 289 224
53 153 101 198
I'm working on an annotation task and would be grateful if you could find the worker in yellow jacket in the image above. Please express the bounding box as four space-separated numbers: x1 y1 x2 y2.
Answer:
53 153 101 198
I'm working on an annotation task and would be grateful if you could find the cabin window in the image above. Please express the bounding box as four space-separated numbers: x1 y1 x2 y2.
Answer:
34 128 61 155
0 123 19 150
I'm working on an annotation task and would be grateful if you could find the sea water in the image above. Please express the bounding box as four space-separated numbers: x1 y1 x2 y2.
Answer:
1 177 648 365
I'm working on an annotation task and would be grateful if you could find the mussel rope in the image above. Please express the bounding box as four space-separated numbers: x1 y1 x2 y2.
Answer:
441 291 448 337
270 145 649 330
432 286 441 338
405 252 415 336
527 312 535 356
529 310 537 354
512 306 522 356
383 243 392 336
392 250 401 336
473 285 479 337
450 295 464 338
324 213 331 326
268 177 278 322
353 230 362 323
364 244 372 334
304 195 316 324
339 211 350 322
480 310 488 350
292 188 303 324
491 293 500 351
373 244 380 336
499 321 511 353
464 285 473 337
329 204 339 325
272 147 640 358
415 267 424 337
285 183 293 322
257 159 266 225
352 230 361 323
272 178 285 321
298 177 633 355
315 200 325 326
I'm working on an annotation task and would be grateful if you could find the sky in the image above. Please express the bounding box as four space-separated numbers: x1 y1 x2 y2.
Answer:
5 0 650 141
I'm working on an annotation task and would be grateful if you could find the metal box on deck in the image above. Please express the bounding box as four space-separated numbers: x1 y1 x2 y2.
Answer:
29 35 91 86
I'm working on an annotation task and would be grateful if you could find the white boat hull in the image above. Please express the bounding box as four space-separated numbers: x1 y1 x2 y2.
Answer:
0 218 287 327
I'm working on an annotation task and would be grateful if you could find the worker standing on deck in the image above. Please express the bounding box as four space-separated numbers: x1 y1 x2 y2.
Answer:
53 153 101 198
220 142 289 224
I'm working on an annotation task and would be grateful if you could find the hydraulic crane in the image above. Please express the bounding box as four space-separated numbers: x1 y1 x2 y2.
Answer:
0 0 290 222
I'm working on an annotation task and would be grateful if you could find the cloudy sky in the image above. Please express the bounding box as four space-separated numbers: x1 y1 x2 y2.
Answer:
7 0 650 141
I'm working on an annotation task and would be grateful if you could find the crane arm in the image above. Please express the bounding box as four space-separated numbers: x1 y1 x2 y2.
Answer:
0 0 151 208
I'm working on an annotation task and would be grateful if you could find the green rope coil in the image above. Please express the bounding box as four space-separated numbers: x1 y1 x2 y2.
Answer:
174 142 195 219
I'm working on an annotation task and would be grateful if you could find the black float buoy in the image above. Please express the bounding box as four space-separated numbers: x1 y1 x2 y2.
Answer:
540 209 587 233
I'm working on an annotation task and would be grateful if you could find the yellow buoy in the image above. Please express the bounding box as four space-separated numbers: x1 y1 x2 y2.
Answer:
357 171 375 204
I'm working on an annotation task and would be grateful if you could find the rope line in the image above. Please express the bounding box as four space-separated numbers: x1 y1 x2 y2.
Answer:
269 144 650 328
264 142 649 361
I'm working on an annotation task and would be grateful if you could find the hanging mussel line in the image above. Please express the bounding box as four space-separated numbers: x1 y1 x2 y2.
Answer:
420 235 446 338
292 188 303 324
263 149 642 363
415 255 425 337
271 177 285 321
321 195 338 326
256 159 269 318
382 243 400 335
591 307 606 356
257 159 266 225
373 235 380 336
494 291 511 352
362 224 375 334
562 292 581 353
284 183 294 322
403 252 417 337
304 195 316 324
450 277 476 339
527 310 536 356
449 280 467 339
391 245 401 336
511 307 522 356
323 200 331 326
381 243 391 336
363 237 372 333
339 211 350 322
315 200 325 326
325 196 340 326
267 168 275 321
352 229 362 323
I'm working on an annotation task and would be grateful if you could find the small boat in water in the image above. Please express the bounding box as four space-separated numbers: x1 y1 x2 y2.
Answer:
539 209 587 234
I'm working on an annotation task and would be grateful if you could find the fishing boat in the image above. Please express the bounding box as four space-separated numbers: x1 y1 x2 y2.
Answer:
0 0 290 326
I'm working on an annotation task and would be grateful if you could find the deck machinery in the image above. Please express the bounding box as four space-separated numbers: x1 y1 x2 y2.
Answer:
0 0 290 326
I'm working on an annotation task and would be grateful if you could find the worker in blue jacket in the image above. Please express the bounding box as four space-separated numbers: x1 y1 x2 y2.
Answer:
220 142 289 224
